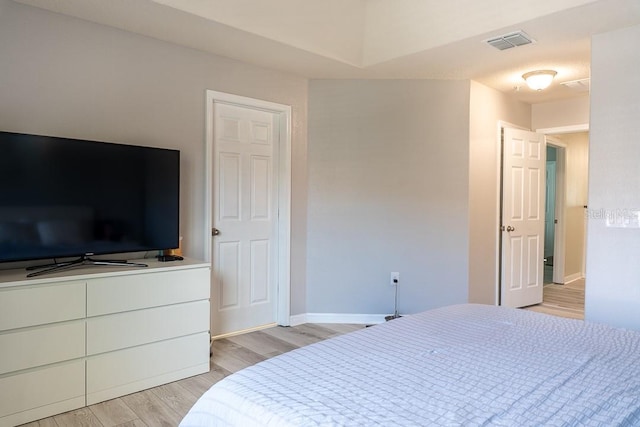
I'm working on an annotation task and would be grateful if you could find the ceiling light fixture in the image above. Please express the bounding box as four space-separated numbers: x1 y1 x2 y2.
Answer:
522 70 557 91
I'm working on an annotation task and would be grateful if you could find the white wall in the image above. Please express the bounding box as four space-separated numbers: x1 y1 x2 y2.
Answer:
307 80 470 315
468 81 531 304
0 0 309 314
551 132 589 280
532 96 589 131
586 23 640 330
154 0 366 66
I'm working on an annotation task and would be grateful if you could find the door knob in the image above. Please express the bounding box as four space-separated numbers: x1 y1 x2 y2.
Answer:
212 228 220 236
506 226 515 232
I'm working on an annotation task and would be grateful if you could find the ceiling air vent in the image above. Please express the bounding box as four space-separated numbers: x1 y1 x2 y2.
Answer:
486 31 533 50
561 78 590 93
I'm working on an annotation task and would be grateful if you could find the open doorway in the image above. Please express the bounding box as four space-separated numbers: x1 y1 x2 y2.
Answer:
538 131 589 318
544 132 589 285
498 125 588 319
544 144 558 284
544 139 567 286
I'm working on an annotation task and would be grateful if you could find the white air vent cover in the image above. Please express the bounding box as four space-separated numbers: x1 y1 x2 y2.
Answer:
561 78 590 92
486 31 533 50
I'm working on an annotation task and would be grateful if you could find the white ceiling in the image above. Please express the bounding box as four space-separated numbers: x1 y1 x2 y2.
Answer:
14 0 640 104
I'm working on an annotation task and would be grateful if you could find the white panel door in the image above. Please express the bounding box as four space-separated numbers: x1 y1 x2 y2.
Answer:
501 128 546 308
212 103 278 336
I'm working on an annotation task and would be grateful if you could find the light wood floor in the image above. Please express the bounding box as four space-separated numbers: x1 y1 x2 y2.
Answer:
21 323 364 427
23 283 584 427
524 278 585 319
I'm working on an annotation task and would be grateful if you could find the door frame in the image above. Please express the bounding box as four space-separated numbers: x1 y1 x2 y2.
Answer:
544 137 567 284
204 90 292 326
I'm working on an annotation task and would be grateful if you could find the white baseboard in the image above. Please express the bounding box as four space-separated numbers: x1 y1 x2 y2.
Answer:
288 313 307 326
290 313 387 326
212 323 277 340
564 273 584 284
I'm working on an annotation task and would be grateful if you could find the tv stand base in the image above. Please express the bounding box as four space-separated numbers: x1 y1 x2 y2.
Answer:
26 255 147 278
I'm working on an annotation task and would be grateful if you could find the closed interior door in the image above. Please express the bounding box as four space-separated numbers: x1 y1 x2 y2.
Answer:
501 128 546 308
211 102 279 336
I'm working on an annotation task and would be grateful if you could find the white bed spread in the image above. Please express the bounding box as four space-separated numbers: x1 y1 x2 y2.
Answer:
181 304 640 426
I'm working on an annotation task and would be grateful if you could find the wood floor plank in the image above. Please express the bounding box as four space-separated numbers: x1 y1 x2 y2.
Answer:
210 338 266 373
176 365 230 397
89 398 137 427
227 330 297 357
563 279 585 290
526 304 584 319
52 407 103 427
316 323 365 335
176 375 218 398
112 419 147 427
293 323 345 339
120 389 182 427
261 325 325 347
524 278 585 319
150 381 200 419
20 419 59 427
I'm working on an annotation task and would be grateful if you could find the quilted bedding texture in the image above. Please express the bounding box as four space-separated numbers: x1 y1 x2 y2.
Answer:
180 304 640 427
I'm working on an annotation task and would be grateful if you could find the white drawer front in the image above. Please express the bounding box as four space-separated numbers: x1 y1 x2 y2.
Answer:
86 332 210 404
0 360 85 419
0 321 85 375
87 267 210 316
0 282 85 331
87 300 210 355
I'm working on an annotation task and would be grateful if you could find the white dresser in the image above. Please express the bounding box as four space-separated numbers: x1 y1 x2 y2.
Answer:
0 258 210 427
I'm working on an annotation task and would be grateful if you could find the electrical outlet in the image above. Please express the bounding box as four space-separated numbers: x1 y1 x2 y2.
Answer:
390 272 400 286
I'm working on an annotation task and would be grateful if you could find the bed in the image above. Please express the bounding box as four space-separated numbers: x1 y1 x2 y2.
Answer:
180 304 640 426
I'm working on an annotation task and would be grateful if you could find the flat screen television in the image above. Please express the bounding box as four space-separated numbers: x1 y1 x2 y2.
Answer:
0 131 180 276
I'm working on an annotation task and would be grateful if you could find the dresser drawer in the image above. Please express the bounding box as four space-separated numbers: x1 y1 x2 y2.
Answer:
87 300 210 355
86 332 210 405
0 321 85 375
87 268 210 316
0 282 85 331
0 360 85 421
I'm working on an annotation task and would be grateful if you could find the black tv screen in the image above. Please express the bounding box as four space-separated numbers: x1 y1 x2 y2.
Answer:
0 131 180 263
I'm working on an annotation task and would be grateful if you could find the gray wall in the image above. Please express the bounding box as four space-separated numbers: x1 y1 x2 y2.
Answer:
307 80 470 315
586 23 640 330
0 0 309 314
